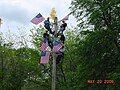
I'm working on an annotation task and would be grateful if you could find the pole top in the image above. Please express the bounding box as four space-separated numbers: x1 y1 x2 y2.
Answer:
50 7 57 21
54 17 58 37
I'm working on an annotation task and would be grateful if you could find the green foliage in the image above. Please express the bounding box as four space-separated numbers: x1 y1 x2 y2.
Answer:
30 26 45 50
0 44 40 90
0 26 53 90
69 0 120 89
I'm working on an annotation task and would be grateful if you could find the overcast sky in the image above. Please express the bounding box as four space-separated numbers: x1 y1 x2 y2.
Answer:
0 0 77 47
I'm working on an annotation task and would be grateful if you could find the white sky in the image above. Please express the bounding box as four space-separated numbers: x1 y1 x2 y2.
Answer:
0 0 77 47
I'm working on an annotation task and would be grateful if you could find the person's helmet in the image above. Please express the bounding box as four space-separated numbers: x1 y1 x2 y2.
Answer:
47 17 49 20
62 20 65 23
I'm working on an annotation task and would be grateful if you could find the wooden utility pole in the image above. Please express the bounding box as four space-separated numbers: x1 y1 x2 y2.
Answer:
52 17 58 90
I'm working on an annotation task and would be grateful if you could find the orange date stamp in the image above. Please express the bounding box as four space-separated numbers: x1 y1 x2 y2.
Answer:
87 80 115 85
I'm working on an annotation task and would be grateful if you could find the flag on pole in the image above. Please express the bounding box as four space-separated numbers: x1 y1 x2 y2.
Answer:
40 51 50 64
40 39 48 51
60 12 72 21
61 15 69 21
52 41 63 52
31 13 45 25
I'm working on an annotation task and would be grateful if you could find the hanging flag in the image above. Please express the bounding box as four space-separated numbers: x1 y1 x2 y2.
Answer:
40 39 48 51
53 40 63 52
60 12 72 21
31 13 45 25
40 51 50 64
61 15 69 21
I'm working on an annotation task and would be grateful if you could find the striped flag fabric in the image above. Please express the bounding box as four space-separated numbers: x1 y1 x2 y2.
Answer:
40 39 48 51
61 15 69 21
31 13 45 25
60 12 72 21
52 40 63 52
40 51 50 64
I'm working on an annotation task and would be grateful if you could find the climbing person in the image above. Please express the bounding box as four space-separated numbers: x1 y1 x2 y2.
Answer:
56 44 64 65
60 34 65 44
43 30 53 49
43 30 49 40
53 35 64 64
44 17 53 34
58 20 67 34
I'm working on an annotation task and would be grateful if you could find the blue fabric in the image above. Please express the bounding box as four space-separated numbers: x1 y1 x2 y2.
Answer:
41 51 46 56
44 20 50 27
36 13 42 18
56 52 64 64
44 20 53 34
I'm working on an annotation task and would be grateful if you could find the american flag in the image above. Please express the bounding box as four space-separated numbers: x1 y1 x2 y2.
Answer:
59 12 72 21
61 15 69 21
40 51 50 64
31 13 45 25
40 39 48 51
52 41 63 52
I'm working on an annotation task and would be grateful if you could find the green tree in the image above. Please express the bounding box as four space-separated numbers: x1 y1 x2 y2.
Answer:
70 0 120 89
